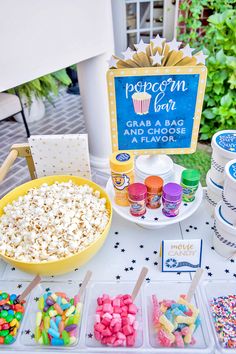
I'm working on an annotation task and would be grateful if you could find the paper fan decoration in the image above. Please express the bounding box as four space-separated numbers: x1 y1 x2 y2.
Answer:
108 35 207 69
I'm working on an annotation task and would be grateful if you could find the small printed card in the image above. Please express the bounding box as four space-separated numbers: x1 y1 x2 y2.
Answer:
160 239 203 272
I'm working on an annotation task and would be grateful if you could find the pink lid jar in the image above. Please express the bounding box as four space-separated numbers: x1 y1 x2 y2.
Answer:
128 183 147 217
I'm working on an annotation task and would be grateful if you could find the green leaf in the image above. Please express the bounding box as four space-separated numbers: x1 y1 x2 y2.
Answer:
216 49 226 64
221 93 232 107
200 133 210 140
52 69 72 86
203 109 216 119
208 13 223 25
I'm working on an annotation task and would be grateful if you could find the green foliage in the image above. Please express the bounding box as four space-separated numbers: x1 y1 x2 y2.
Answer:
7 69 71 104
172 149 211 186
178 1 236 140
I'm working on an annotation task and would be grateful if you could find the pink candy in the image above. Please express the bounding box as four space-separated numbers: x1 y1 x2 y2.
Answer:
93 294 138 347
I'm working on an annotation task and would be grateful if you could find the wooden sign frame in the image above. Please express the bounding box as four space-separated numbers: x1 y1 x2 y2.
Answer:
107 66 207 155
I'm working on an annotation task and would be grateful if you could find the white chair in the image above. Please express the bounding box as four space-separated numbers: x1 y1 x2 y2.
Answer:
0 92 30 137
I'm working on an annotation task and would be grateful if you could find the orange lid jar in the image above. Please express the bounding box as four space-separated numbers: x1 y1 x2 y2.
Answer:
144 176 163 209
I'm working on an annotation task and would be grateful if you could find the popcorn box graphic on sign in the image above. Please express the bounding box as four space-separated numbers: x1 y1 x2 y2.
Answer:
132 92 151 115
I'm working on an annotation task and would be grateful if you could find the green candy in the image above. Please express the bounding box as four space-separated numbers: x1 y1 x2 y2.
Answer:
0 329 9 337
15 312 23 321
42 330 49 345
66 316 74 326
6 314 14 323
70 298 74 305
62 330 70 345
0 310 8 318
4 334 14 344
38 297 44 311
1 293 8 300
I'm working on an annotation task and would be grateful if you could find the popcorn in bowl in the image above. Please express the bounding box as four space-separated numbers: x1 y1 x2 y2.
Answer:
0 181 110 262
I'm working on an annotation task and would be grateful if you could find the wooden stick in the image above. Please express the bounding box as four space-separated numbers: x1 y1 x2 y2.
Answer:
0 149 18 182
79 270 92 298
131 267 148 301
186 268 204 302
18 275 41 302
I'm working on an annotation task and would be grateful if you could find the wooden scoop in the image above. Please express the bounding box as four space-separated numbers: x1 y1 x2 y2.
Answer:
131 267 148 301
78 270 92 299
18 274 41 302
186 268 204 302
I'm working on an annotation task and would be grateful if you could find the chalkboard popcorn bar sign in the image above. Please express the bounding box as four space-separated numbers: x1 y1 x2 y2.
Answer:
107 36 207 155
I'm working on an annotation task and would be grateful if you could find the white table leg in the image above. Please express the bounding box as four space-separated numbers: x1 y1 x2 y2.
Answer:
77 52 112 173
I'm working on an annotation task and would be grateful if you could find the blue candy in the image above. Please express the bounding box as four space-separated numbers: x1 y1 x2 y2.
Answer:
61 303 70 310
55 316 62 325
10 294 17 302
51 338 64 346
48 328 60 338
195 315 201 330
56 296 62 306
50 319 58 332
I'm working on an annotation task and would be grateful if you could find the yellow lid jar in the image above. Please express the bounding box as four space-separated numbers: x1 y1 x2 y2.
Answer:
110 151 134 206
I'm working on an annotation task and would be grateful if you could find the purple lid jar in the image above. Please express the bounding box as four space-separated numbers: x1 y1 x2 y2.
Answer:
162 183 182 217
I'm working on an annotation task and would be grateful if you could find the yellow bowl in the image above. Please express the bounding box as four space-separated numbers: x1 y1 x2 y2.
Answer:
0 175 112 275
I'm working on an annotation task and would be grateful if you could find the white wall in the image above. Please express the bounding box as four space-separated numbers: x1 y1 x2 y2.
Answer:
0 0 114 91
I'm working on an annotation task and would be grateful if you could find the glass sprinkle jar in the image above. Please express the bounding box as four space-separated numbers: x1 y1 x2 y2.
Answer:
128 183 147 217
144 176 163 209
162 183 183 217
181 169 200 202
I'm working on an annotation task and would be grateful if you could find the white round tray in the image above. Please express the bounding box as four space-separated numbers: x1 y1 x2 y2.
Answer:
106 164 203 229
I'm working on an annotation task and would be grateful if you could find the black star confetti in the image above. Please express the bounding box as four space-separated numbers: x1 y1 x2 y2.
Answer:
145 257 150 261
154 262 158 266
206 221 209 225
132 259 136 264
115 231 119 235
25 329 31 335
211 246 215 250
211 227 214 230
177 272 181 275
186 229 189 232
34 297 39 302
140 245 144 248
114 245 118 249
130 267 134 271
141 215 145 219
79 283 82 288
17 284 22 289
146 278 151 283
225 269 230 273
45 287 50 292
153 251 158 254
124 268 129 272
194 227 197 230
208 272 213 277
121 249 125 252
154 217 158 221
88 333 93 338
233 274 236 278
205 266 210 270
116 242 120 246
11 267 15 271
230 259 235 263
189 225 193 228
116 275 121 280
184 203 188 206
51 275 54 278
